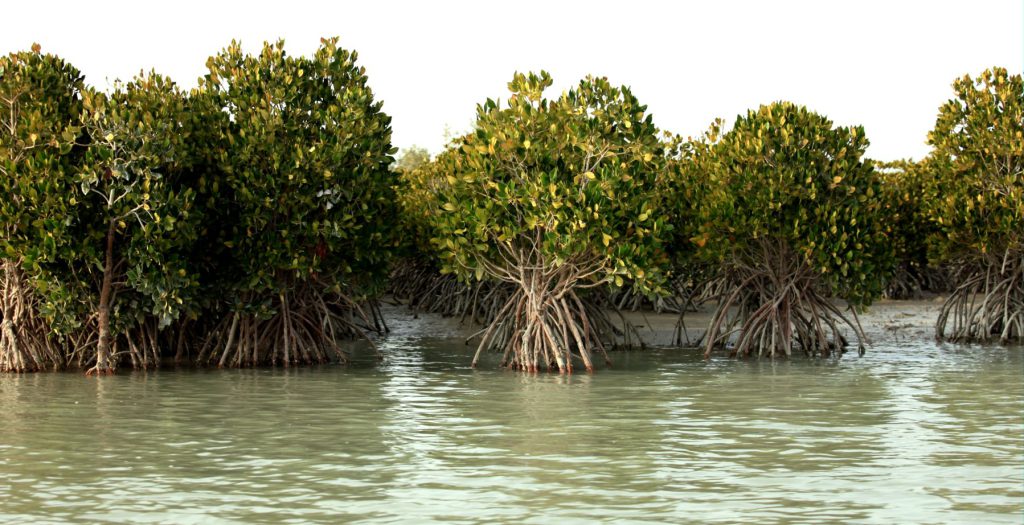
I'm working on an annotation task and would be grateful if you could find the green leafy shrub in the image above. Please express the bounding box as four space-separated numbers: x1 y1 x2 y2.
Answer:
0 44 82 371
2 46 202 373
427 71 670 372
46 73 199 373
689 102 892 357
1 44 205 374
875 159 949 299
925 67 1023 342
390 147 516 323
197 38 399 366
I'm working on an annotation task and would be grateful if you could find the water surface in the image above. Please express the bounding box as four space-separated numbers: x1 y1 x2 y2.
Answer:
1 311 1021 524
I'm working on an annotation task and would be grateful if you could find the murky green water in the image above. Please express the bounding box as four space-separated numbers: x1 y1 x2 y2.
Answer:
1 311 1022 524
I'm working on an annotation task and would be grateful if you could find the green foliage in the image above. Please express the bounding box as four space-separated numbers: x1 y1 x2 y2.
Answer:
9 44 1014 365
692 102 892 305
875 159 940 284
74 75 200 331
204 38 399 305
924 67 1023 343
0 45 84 275
662 122 721 267
165 86 232 318
0 45 84 369
924 67 1023 261
2 45 204 347
396 148 452 259
428 71 670 291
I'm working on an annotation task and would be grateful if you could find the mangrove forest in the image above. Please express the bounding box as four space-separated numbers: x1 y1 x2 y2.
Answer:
0 40 1021 373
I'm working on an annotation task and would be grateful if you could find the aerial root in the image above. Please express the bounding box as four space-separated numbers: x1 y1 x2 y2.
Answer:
701 240 865 358
198 283 384 367
390 259 513 324
936 247 1023 344
0 261 63 373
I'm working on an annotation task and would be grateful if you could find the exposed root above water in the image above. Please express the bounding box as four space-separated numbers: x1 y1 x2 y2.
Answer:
883 263 952 300
198 283 386 367
468 287 614 372
0 261 63 372
673 271 728 347
54 309 163 375
389 259 513 324
701 242 865 358
936 248 1023 343
463 254 643 373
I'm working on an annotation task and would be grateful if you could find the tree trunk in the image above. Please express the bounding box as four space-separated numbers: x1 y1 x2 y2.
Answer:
89 221 117 375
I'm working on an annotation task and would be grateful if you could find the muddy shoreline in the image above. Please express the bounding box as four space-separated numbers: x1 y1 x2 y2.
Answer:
611 297 949 348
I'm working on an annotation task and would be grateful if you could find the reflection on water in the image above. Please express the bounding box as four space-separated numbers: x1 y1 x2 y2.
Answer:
1 309 1021 524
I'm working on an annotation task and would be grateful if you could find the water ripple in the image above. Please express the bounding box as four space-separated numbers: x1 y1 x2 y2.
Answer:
0 308 1021 523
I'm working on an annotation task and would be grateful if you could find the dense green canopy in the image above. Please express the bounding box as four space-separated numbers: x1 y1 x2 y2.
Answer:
875 159 945 298
925 67 1023 263
693 102 892 305
430 72 670 293
0 46 84 371
1 46 202 372
196 38 400 366
204 38 399 299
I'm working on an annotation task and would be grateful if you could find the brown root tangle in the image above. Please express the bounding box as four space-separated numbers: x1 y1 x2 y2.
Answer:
0 261 64 372
936 246 1023 344
700 239 866 359
198 281 386 368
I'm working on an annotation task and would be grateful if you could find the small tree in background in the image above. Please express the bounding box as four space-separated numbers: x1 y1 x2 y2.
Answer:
391 147 515 322
875 158 948 299
926 67 1023 343
391 146 443 308
393 145 430 174
428 72 670 372
198 38 399 366
595 132 702 317
662 125 728 345
690 102 892 357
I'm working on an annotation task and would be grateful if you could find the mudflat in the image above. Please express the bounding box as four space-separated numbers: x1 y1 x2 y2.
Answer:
617 297 949 349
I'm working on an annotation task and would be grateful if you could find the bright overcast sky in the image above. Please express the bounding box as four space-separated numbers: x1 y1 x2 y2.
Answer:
4 0 1020 161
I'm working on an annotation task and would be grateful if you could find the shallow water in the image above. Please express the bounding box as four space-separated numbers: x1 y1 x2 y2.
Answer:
1 310 1022 524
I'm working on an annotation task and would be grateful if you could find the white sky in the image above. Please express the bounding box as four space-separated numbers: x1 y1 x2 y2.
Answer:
4 0 1021 161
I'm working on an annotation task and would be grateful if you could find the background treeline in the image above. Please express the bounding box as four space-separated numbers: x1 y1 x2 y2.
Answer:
0 40 1020 373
